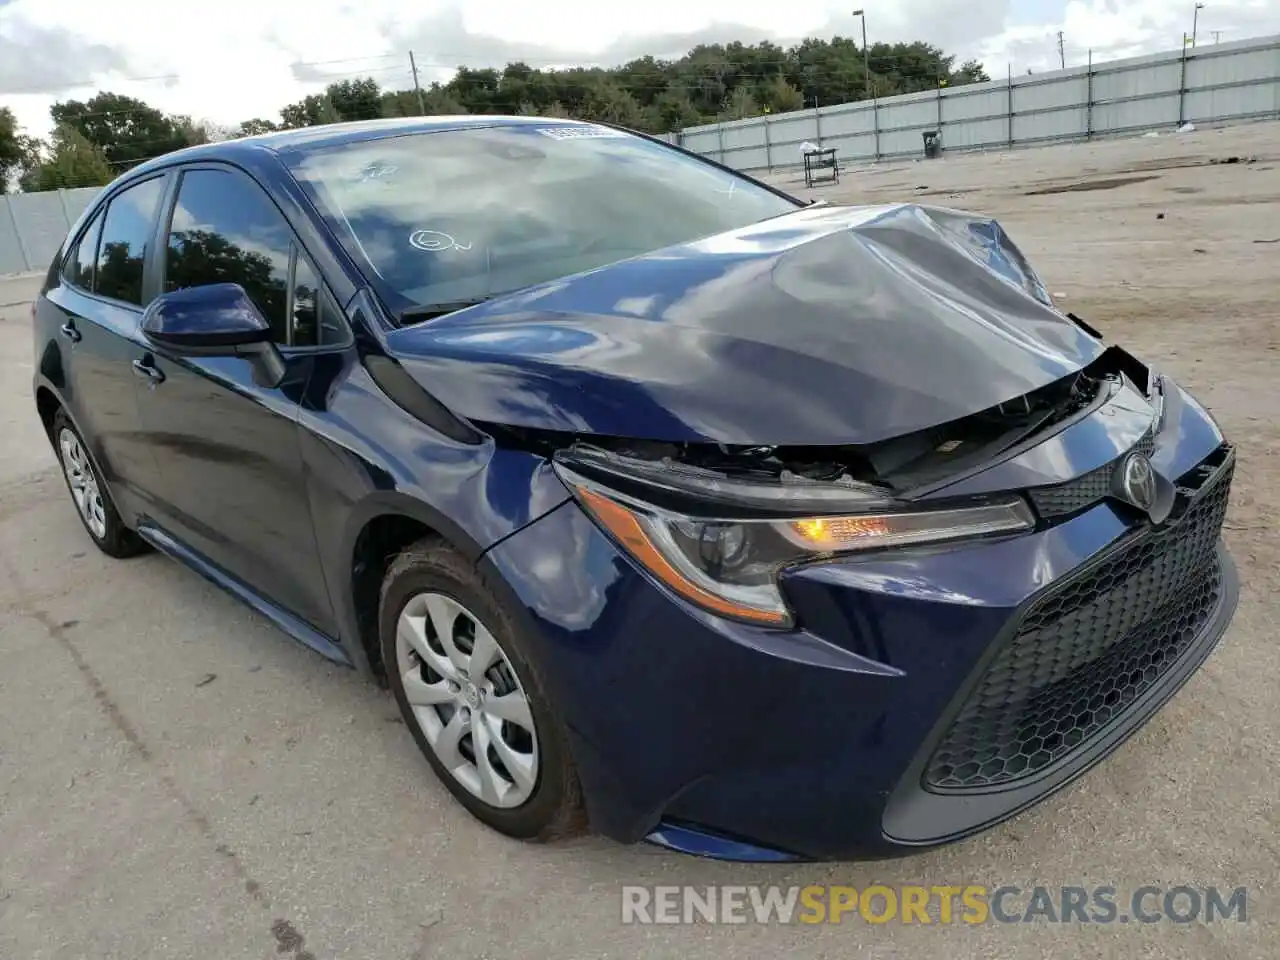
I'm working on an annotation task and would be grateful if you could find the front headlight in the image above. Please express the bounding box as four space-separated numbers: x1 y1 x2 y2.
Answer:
555 448 1035 628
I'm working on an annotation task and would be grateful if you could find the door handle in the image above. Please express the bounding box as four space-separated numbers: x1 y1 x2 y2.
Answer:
131 358 165 385
59 322 82 343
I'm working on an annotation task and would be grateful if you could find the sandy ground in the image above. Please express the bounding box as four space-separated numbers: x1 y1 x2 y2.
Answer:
1 122 1278 959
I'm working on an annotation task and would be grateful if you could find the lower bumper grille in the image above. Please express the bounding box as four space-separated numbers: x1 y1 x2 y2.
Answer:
924 451 1232 792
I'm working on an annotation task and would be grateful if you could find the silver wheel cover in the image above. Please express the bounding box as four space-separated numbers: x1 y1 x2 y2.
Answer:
59 428 107 540
395 592 539 808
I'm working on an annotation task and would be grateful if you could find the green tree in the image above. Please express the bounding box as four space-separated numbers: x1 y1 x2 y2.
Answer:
422 85 470 115
22 124 115 191
251 34 990 137
326 78 383 122
643 89 701 132
760 76 804 114
0 108 39 193
280 93 342 128
380 90 419 118
952 59 991 84
578 80 643 126
380 83 470 118
448 67 503 113
236 118 279 137
519 100 571 118
720 86 759 121
50 92 200 169
614 56 671 108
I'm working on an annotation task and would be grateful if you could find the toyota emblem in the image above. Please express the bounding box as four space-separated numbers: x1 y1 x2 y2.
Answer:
1117 452 1158 512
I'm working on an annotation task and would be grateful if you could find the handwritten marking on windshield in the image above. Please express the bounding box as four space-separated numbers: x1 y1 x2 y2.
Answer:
359 162 399 182
409 230 473 252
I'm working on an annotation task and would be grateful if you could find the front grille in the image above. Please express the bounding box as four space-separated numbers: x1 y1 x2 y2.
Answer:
925 453 1232 792
1029 430 1157 519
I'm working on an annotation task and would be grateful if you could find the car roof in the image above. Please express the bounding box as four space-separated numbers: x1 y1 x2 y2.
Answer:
124 115 602 179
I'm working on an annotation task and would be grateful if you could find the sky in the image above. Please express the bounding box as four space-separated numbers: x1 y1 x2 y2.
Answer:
3 0 1280 139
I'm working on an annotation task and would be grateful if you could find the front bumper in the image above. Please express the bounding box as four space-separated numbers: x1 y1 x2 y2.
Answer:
480 388 1239 861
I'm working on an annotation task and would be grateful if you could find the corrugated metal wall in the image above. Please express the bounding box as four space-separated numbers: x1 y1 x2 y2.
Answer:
0 187 102 276
679 33 1280 171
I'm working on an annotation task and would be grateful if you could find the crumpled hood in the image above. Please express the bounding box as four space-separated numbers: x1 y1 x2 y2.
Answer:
385 203 1105 446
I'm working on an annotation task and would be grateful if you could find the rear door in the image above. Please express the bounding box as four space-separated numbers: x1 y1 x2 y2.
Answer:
133 164 346 635
42 175 169 519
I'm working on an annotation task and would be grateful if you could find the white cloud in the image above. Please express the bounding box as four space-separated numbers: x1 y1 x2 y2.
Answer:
2 0 1279 139
989 0 1280 74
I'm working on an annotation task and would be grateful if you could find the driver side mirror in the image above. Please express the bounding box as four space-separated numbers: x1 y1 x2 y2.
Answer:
142 283 286 388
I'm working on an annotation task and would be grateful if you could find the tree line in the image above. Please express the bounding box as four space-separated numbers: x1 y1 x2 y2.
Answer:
2 38 988 192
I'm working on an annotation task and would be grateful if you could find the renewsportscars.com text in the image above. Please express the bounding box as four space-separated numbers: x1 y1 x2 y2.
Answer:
621 884 1248 925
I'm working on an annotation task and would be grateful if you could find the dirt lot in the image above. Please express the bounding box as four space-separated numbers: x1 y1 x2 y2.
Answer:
1 123 1278 959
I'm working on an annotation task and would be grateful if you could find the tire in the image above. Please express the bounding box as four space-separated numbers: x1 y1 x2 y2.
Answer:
380 537 585 841
52 409 148 559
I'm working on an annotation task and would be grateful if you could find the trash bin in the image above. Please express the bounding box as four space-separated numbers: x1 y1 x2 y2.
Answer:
922 130 941 159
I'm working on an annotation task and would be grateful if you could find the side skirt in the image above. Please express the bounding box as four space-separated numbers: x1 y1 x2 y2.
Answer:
135 521 353 667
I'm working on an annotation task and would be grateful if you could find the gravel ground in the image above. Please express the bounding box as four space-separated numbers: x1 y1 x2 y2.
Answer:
1 121 1278 959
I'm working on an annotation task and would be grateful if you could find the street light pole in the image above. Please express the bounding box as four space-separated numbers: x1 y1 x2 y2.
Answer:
852 9 871 100
1193 2 1205 47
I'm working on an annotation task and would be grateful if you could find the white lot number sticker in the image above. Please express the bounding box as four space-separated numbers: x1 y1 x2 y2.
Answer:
535 125 630 141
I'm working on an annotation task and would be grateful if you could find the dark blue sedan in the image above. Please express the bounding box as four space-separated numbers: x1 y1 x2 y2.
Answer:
31 116 1238 861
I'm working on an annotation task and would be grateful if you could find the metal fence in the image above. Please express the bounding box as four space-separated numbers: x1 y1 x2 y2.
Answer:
679 33 1280 171
0 187 101 276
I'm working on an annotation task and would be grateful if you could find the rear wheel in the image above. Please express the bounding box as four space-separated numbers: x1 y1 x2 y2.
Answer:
380 538 584 840
52 409 148 558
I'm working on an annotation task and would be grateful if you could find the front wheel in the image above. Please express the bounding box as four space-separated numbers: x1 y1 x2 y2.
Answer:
379 538 584 840
52 409 148 558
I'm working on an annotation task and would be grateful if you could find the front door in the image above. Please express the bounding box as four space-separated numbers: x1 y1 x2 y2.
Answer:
133 165 337 636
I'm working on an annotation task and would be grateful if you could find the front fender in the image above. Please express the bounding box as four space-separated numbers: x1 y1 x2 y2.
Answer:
296 351 571 676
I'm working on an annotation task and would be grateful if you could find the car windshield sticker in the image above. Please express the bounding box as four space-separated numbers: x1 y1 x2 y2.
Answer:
409 230 472 252
535 125 630 140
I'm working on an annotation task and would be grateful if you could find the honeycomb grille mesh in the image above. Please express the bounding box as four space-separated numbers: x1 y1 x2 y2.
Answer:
1029 430 1157 519
924 457 1231 792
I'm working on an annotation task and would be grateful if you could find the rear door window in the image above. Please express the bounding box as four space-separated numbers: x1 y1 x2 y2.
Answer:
95 176 166 306
62 210 104 291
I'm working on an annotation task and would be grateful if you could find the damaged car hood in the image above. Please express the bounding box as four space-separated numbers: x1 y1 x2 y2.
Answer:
384 203 1105 446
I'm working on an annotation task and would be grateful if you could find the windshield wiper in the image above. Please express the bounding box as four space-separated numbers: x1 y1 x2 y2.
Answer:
398 297 495 325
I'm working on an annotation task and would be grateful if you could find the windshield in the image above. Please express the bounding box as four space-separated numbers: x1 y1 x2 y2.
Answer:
284 123 800 317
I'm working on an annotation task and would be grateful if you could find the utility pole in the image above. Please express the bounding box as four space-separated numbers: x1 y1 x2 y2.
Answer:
1057 31 1066 69
853 8 878 161
1192 3 1205 47
1213 30 1222 44
409 50 426 115
852 10 871 100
